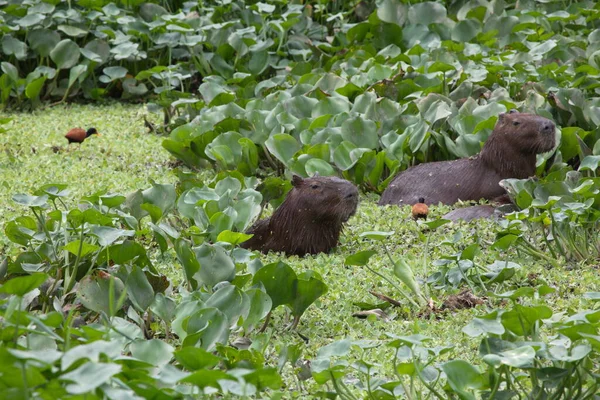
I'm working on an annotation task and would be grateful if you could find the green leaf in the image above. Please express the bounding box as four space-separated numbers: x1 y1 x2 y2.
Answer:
265 134 301 166
174 347 221 371
28 29 60 57
217 230 253 245
341 116 379 149
393 258 424 304
17 13 45 28
204 284 250 327
59 362 122 394
175 239 200 290
2 35 28 60
50 39 80 70
57 25 88 38
441 360 485 400
183 308 229 351
290 270 328 322
579 155 600 172
193 243 236 287
130 339 173 367
12 193 48 207
89 226 134 246
345 250 377 266
63 240 99 257
67 64 87 88
25 76 46 100
125 265 155 311
180 369 232 389
462 313 504 337
359 231 395 241
1 62 19 82
0 273 48 296
408 2 447 25
100 66 128 83
243 288 272 331
252 261 297 309
77 275 126 315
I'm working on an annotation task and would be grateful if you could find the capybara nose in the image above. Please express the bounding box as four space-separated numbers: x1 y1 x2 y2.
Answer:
542 122 555 133
345 187 358 199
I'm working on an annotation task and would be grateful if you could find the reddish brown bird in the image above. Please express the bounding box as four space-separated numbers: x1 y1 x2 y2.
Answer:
65 127 100 144
412 197 429 220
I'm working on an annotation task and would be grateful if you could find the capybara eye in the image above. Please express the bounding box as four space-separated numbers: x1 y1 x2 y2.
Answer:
311 184 319 189
513 121 520 126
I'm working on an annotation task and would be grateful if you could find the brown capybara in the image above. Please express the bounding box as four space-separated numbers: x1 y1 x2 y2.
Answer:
241 175 359 256
442 194 516 222
379 111 556 206
442 205 498 222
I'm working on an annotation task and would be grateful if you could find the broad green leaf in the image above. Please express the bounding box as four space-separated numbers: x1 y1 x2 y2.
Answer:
183 308 229 351
0 273 48 296
125 265 155 312
175 239 200 290
408 2 447 25
63 240 99 257
12 193 48 207
204 284 250 327
77 275 126 315
252 261 296 309
100 66 128 83
57 25 88 38
17 13 45 28
2 35 28 60
60 362 121 394
25 77 46 100
243 288 272 331
217 230 253 245
130 339 173 367
441 360 485 400
265 134 301 166
341 116 378 149
50 39 80 70
359 231 395 241
345 250 377 266
193 243 236 287
174 347 220 371
28 29 60 57
290 270 328 322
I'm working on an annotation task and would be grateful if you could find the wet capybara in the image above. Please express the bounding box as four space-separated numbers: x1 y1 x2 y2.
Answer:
442 194 516 222
379 111 556 206
241 175 359 256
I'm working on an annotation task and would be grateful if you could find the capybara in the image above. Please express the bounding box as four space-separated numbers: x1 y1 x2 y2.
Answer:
242 175 359 256
442 194 516 222
379 111 556 206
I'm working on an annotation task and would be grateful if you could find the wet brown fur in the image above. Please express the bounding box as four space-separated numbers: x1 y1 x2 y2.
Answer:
379 111 556 206
241 175 359 256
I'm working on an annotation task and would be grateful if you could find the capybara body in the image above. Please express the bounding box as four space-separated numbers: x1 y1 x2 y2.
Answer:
242 175 359 256
379 111 556 206
442 205 497 222
442 194 515 222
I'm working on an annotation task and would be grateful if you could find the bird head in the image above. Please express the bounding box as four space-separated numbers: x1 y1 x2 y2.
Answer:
86 128 100 137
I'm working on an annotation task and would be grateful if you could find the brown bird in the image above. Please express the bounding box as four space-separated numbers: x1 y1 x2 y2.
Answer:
65 127 100 145
412 197 429 220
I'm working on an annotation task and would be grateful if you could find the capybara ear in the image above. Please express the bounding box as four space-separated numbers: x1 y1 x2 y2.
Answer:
508 109 519 114
498 113 506 124
292 175 304 187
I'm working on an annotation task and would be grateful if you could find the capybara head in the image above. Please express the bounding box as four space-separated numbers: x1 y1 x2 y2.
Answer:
480 110 556 178
242 175 359 256
285 175 359 222
490 110 556 154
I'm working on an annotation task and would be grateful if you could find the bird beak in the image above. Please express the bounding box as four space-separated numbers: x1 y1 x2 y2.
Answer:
96 133 101 137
